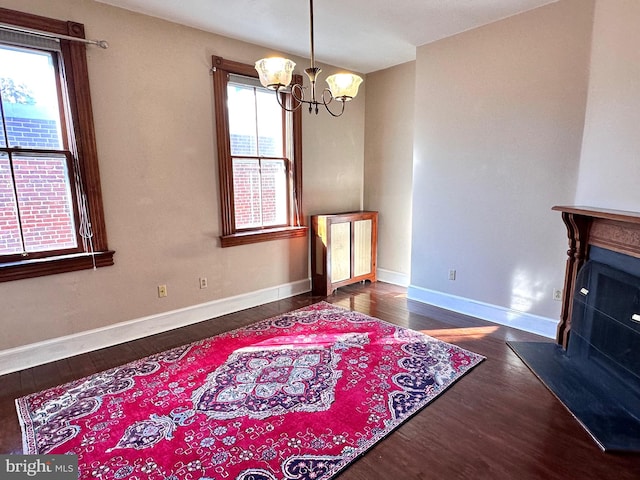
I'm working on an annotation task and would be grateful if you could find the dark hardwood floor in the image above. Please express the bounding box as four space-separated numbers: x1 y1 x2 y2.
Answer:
2 282 640 479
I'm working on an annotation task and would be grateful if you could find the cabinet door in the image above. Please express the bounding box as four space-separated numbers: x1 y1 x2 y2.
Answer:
330 221 351 283
353 218 373 277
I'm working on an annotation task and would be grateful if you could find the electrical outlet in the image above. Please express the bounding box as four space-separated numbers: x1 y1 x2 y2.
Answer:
199 277 208 289
553 288 562 301
448 269 456 281
158 284 167 298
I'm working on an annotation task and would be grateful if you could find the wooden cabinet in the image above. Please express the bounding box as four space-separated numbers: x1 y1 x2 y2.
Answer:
311 211 378 296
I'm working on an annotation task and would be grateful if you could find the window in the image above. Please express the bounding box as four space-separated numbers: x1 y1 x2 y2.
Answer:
0 8 113 281
212 56 306 247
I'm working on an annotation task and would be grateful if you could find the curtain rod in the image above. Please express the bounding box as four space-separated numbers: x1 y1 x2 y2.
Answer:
0 22 108 49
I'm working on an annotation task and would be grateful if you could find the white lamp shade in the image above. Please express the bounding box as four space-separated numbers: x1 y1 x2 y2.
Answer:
255 58 296 89
326 73 363 101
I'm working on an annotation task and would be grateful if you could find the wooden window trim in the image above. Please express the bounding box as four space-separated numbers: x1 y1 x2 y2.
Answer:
0 251 114 282
212 56 306 247
0 7 114 282
220 226 308 248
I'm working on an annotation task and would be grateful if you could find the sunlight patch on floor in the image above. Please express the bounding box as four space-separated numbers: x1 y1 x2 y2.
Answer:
420 325 499 342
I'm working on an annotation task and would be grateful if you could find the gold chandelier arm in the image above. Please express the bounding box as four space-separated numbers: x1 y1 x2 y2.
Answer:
290 83 310 113
321 89 346 117
274 84 303 112
280 85 346 116
288 83 320 115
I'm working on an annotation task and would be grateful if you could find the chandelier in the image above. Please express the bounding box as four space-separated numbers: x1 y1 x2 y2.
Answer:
254 0 363 117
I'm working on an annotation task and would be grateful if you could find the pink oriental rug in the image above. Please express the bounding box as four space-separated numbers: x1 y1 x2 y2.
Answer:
16 302 484 479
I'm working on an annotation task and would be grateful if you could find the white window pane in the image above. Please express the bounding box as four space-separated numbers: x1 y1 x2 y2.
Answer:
0 45 63 150
256 89 283 156
227 84 257 157
13 154 77 253
0 152 21 254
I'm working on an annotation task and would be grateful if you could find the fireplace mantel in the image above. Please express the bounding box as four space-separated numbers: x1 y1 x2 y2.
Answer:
553 205 640 348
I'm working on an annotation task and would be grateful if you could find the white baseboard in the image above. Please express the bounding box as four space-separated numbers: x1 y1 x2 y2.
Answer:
407 285 558 338
0 278 311 376
377 268 410 287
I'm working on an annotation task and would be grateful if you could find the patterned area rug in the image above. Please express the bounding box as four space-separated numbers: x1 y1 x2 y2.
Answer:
16 302 484 479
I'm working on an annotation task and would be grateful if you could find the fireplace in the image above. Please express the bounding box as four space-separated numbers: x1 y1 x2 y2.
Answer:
570 246 640 393
508 206 640 452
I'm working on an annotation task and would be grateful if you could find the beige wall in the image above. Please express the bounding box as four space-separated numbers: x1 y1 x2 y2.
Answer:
409 0 594 319
7 0 635 353
364 62 415 282
575 0 640 210
0 0 365 350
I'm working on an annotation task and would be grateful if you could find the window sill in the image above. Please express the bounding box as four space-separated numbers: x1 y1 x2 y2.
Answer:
0 250 115 282
221 226 308 248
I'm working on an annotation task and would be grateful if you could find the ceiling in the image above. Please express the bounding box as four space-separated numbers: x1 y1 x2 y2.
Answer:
96 0 558 74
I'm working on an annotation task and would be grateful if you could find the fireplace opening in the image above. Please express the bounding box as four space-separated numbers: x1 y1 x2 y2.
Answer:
568 247 640 418
507 243 640 452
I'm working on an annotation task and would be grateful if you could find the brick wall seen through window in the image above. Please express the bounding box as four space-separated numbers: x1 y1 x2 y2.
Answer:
0 102 75 255
230 134 282 228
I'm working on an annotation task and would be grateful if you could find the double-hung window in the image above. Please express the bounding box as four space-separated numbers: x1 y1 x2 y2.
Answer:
0 8 112 281
212 56 306 247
